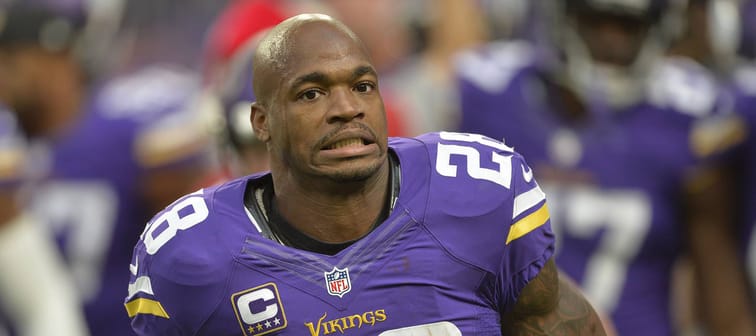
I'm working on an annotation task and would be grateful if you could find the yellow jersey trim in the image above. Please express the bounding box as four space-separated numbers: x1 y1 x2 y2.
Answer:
506 203 549 244
125 298 170 319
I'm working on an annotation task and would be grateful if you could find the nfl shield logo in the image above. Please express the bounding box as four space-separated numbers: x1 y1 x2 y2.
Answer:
324 266 351 297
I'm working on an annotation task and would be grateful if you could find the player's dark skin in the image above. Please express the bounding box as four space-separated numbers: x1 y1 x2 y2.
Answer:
249 14 606 335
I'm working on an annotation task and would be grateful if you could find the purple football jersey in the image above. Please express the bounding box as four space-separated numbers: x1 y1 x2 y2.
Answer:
456 42 724 336
24 65 208 336
126 132 555 335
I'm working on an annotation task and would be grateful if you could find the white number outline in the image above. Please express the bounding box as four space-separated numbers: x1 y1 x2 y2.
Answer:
435 132 514 188
141 190 209 255
544 185 652 313
30 181 118 301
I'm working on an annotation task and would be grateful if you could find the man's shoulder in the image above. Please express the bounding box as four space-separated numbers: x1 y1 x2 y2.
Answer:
126 175 276 331
88 64 212 169
92 64 201 122
394 132 550 271
647 56 724 119
134 178 253 269
409 131 524 190
454 39 537 95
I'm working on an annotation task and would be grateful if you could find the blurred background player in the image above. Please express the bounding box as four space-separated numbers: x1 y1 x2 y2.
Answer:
0 0 220 334
0 3 92 335
455 0 754 335
0 107 88 335
730 0 756 309
663 1 756 334
678 0 756 306
671 0 756 328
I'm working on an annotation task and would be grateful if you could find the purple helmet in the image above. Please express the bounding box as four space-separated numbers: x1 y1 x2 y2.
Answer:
200 0 286 153
214 39 259 151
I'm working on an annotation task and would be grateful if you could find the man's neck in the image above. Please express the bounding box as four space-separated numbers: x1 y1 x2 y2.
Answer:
272 160 392 244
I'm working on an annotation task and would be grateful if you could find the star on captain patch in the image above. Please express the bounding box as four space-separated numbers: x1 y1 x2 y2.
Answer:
324 266 351 298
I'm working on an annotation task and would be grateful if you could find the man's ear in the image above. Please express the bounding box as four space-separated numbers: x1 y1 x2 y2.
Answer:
250 101 270 142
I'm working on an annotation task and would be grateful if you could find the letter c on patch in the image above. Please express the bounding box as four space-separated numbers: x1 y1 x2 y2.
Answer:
237 288 278 325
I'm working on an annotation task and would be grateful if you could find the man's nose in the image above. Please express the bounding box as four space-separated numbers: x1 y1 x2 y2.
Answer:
327 87 363 122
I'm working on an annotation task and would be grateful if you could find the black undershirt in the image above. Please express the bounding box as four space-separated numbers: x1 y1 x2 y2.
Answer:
261 155 396 255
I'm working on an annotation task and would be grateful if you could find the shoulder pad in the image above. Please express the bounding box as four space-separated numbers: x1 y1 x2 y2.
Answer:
454 40 535 94
96 65 201 122
414 132 551 272
126 186 243 332
648 57 722 118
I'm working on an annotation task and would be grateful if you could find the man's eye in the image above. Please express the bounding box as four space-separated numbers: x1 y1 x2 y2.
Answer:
299 90 322 101
355 82 375 93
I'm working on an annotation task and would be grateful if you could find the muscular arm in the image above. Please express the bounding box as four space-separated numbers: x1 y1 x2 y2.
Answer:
502 258 607 336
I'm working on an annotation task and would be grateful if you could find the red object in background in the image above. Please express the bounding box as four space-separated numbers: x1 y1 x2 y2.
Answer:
384 97 407 137
203 0 287 75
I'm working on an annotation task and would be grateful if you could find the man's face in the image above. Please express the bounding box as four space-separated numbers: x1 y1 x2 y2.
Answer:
572 9 651 67
0 48 40 120
0 46 81 137
264 23 388 182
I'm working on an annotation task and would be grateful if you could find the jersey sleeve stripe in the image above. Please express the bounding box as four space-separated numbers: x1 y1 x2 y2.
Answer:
127 276 155 301
690 115 748 158
506 203 550 245
512 185 546 219
125 298 170 319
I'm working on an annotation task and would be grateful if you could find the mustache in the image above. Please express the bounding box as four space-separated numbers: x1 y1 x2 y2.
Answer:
314 122 377 149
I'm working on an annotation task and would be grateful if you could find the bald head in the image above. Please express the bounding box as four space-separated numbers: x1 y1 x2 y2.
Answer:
251 14 369 106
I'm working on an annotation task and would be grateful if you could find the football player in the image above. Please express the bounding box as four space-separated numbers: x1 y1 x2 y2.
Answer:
701 0 756 316
666 0 756 333
0 107 89 335
126 14 607 335
455 0 753 334
0 1 214 335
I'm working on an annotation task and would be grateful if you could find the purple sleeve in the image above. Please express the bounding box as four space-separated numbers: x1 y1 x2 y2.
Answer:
416 132 555 312
453 42 533 139
497 155 555 312
456 69 511 139
125 189 229 335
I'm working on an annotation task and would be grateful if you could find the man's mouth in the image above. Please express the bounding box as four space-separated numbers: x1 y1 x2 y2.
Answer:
326 138 367 150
